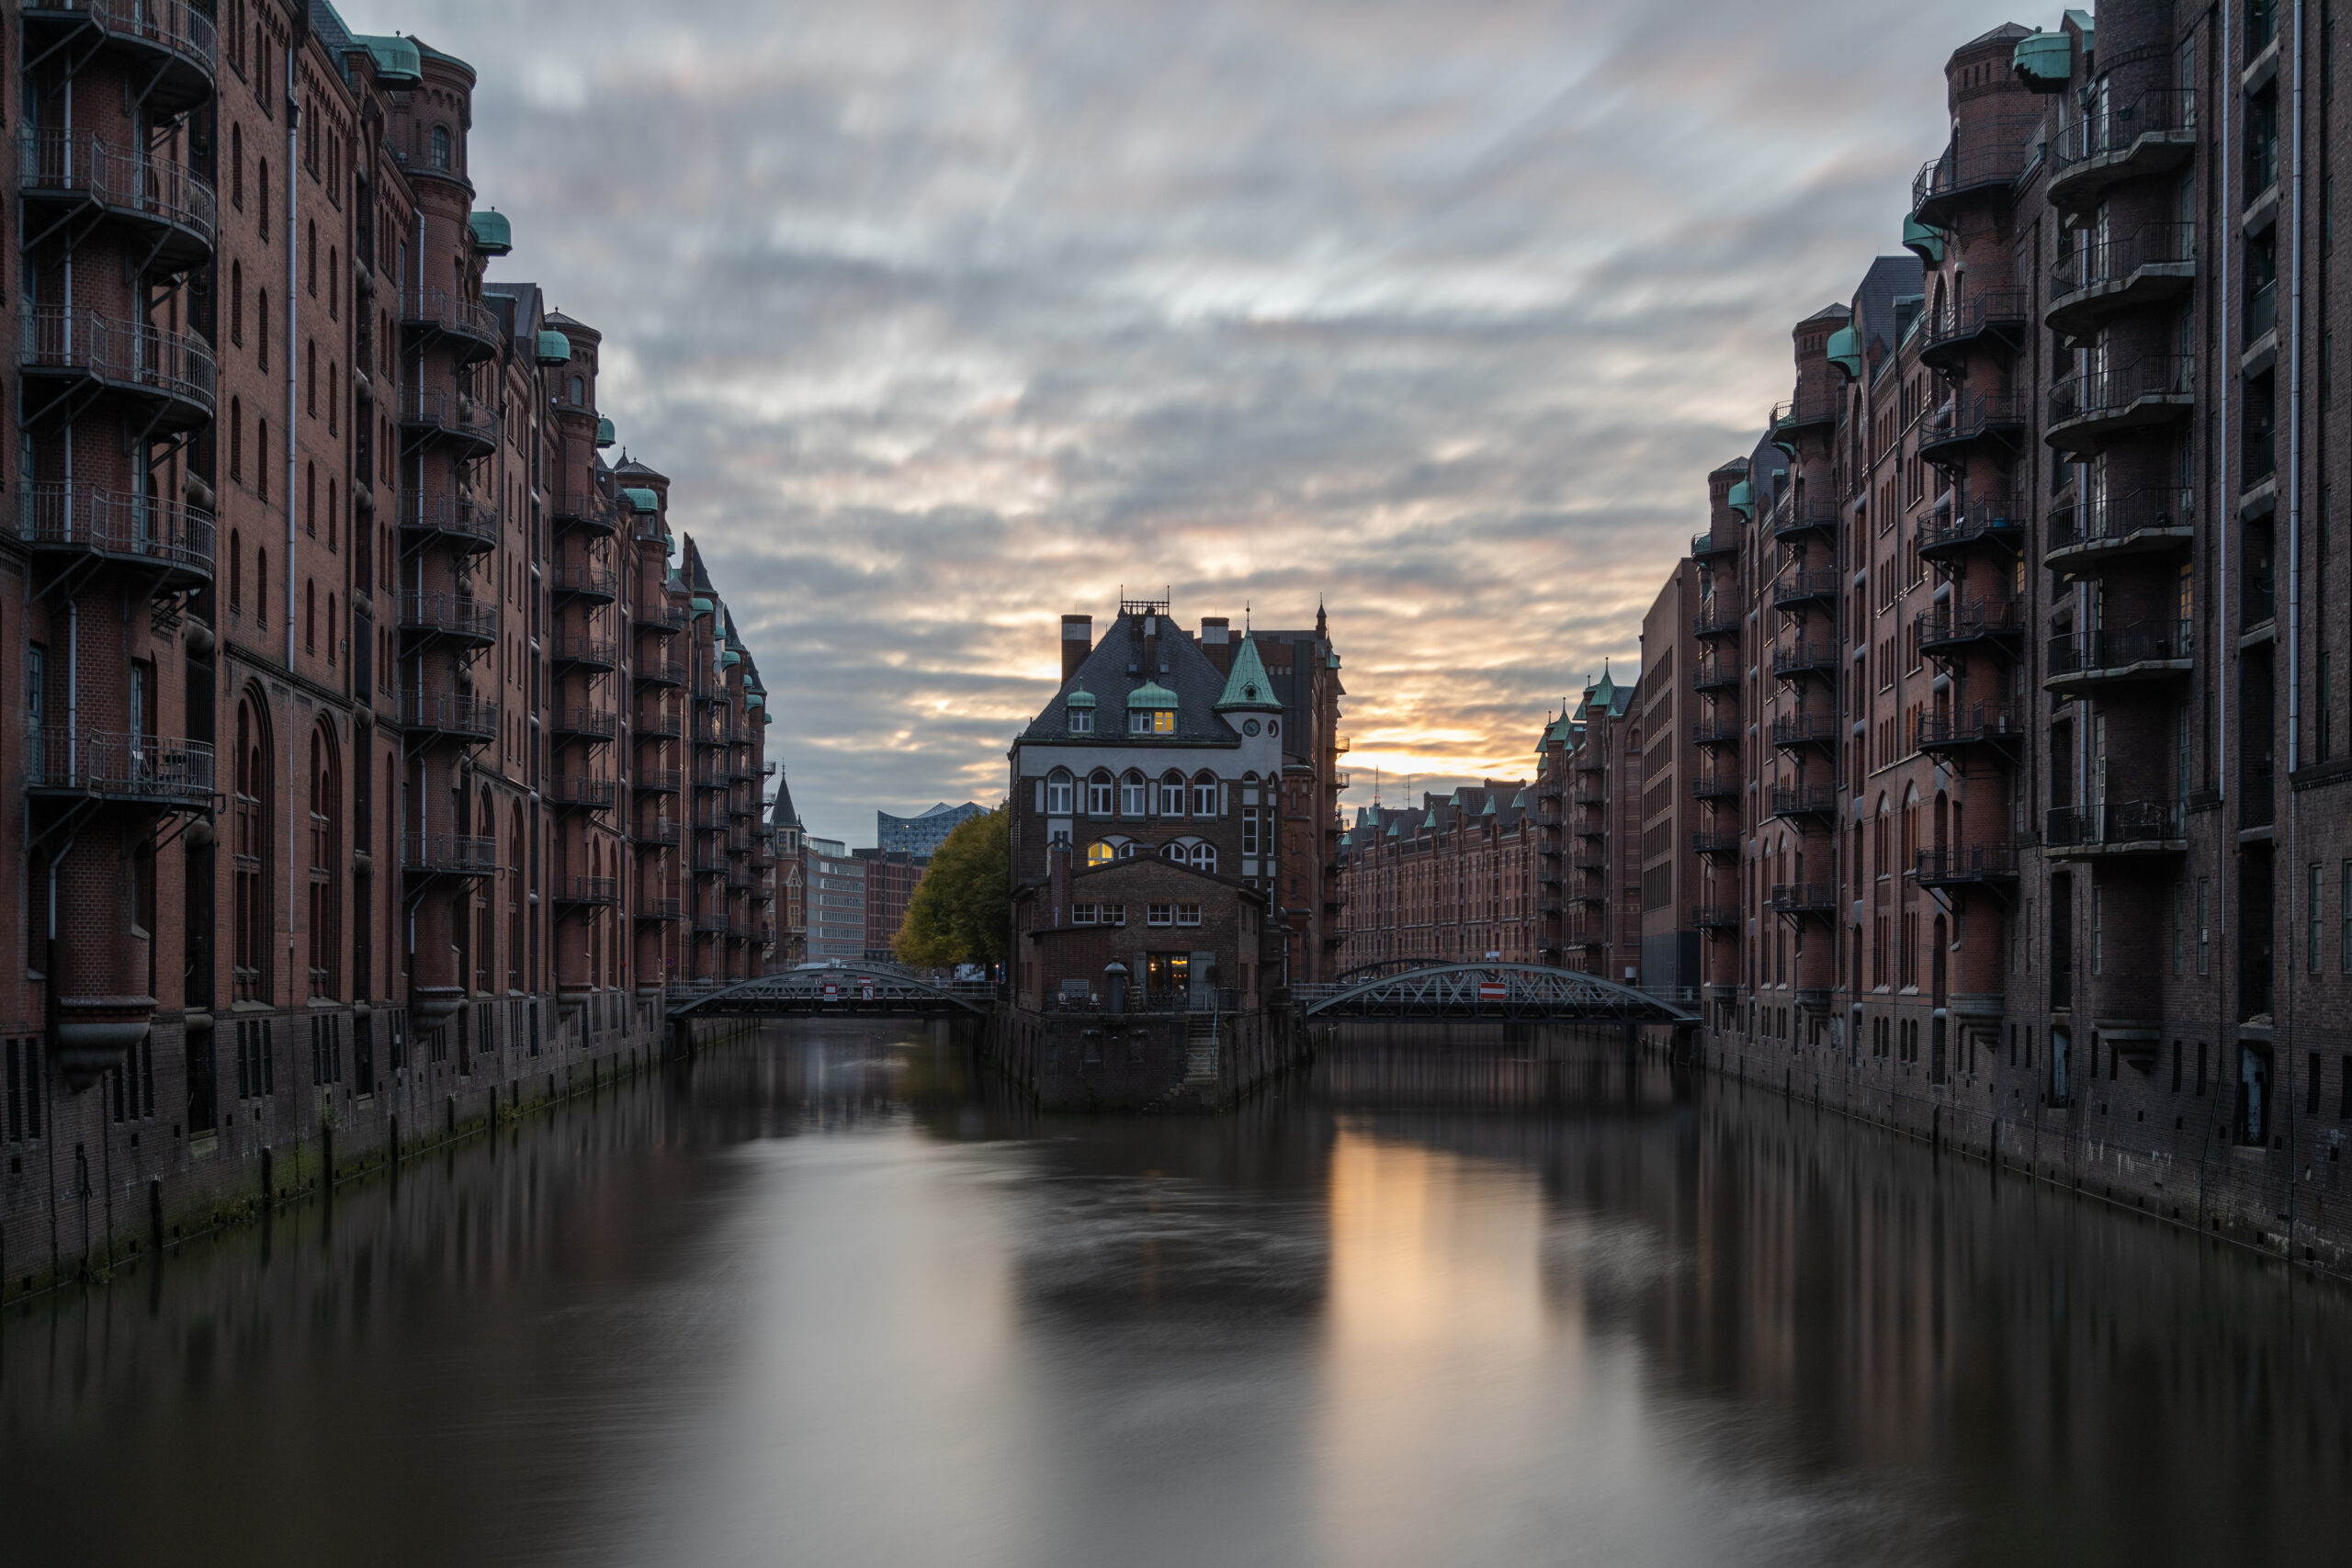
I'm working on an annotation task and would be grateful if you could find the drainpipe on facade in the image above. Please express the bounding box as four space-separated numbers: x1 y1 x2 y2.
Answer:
288 52 303 1009
2217 1 2238 1096
2284 0 2308 1242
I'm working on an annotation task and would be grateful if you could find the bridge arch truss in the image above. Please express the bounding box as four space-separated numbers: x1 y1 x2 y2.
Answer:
1298 964 1692 1023
666 964 993 1020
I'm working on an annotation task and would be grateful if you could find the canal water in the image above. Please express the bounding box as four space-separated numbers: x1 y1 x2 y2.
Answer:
5 1021 2349 1567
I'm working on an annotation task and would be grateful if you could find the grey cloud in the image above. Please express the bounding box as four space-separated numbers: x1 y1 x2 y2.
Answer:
345 0 2024 840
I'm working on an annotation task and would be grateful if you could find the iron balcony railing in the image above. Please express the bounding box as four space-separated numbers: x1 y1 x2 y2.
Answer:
29 728 212 804
1917 700 2027 750
1691 905 1741 931
401 690 498 740
555 877 618 906
2046 487 2193 554
2045 800 2185 850
552 705 619 740
547 775 617 811
1691 529 1739 559
2049 355 2194 428
402 831 498 875
634 767 683 793
1770 712 1838 748
636 708 684 739
2050 221 2197 304
1768 502 1838 542
636 601 689 633
399 590 497 642
401 386 497 447
1770 388 1838 436
637 897 683 921
1768 882 1837 915
1769 783 1838 818
2046 622 2192 678
1692 658 1739 692
1690 773 1740 800
1919 494 2025 557
1920 389 2028 451
1911 116 2042 214
1770 567 1840 609
18 482 212 579
18 128 215 256
1690 716 1740 746
1916 844 2020 883
1691 600 1743 637
637 820 682 847
692 911 730 933
1770 638 1840 679
2049 89 2199 172
1917 595 2025 649
554 489 621 533
1918 288 2030 355
29 1 218 85
550 631 618 668
552 560 618 599
21 305 216 416
399 284 500 348
1691 829 1743 858
398 490 500 549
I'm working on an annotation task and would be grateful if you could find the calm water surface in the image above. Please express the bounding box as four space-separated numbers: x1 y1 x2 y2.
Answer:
5 1022 2349 1567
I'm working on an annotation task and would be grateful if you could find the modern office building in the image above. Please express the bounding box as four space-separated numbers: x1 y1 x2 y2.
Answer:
876 802 983 857
806 839 867 961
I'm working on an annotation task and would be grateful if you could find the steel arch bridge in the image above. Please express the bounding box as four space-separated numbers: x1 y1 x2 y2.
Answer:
665 964 994 1020
1297 964 1692 1023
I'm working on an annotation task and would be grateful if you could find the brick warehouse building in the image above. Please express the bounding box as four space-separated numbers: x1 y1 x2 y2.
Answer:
0 2 779 1297
1335 783 1540 973
1618 3 2352 1268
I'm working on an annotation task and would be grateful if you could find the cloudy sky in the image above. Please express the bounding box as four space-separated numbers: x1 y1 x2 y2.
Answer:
346 0 2023 846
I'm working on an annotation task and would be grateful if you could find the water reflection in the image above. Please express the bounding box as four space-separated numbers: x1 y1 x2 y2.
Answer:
1 1023 2347 1567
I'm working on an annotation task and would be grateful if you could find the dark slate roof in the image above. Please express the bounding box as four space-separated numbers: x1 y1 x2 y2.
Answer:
1019 611 1239 744
543 308 598 338
771 771 801 829
614 456 669 483
311 2 356 49
1962 22 2033 48
1851 254 1926 375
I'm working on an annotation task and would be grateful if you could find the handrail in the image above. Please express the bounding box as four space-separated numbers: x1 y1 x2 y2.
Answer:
20 305 216 411
2049 88 2198 170
18 128 215 249
18 481 212 575
30 728 212 801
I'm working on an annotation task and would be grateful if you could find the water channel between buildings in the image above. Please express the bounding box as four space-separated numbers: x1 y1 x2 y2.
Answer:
3 1020 2349 1568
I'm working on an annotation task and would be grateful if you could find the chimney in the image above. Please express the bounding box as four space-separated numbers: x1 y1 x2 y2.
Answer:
1061 615 1092 682
1200 616 1236 675
1141 614 1159 676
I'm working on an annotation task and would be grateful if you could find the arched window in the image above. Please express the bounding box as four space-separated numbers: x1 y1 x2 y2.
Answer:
1045 770 1073 816
229 397 243 482
327 481 337 550
1087 840 1116 867
1189 842 1217 874
570 374 584 406
228 529 243 610
234 696 273 1003
305 460 316 534
1160 842 1184 862
231 260 243 343
1159 771 1185 816
1087 771 1114 816
257 419 269 500
258 157 269 240
231 123 243 209
328 247 339 319
326 594 336 665
509 804 526 993
431 124 452 170
478 787 497 994
1192 773 1217 817
256 291 269 369
1120 772 1148 816
255 547 269 627
308 723 341 999
306 220 317 294
304 578 315 652
306 339 316 415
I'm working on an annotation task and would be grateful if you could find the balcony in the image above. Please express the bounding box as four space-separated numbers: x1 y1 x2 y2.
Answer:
399 285 502 363
551 560 618 603
550 631 618 671
552 705 619 742
401 691 498 743
1691 600 1743 639
1690 772 1740 801
2044 624 2194 695
2047 355 2194 452
1916 288 2030 372
20 306 214 431
400 387 497 457
2047 89 2199 212
2045 800 2187 860
398 491 500 555
2047 222 2197 340
635 601 688 635
1770 712 1838 752
692 851 729 875
1770 388 1838 447
554 877 618 907
1691 529 1739 562
1770 638 1839 683
1916 701 2027 759
546 775 617 813
1690 716 1740 748
693 910 730 934
1691 830 1743 861
28 728 212 807
1770 567 1839 614
1769 502 1838 545
1692 658 1739 694
402 830 497 878
1915 844 2020 891
1917 596 2024 660
553 489 621 536
1918 494 2026 565
21 2 217 112
635 819 682 847
19 128 215 268
1911 116 2040 226
2044 488 2194 575
1918 389 2028 463
633 767 683 795
18 482 211 588
1571 784 1606 807
399 590 497 647
1691 905 1741 931
636 897 683 923
1768 783 1838 823
635 708 684 739
1767 882 1837 919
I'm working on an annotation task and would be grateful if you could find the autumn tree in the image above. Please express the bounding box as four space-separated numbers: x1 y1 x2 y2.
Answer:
892 804 1009 969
